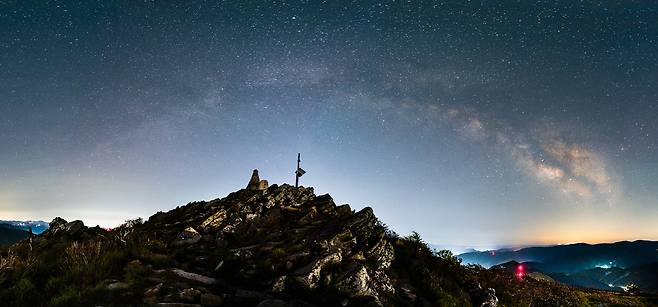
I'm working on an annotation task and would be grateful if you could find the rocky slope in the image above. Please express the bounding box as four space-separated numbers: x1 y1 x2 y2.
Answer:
0 184 495 306
0 182 655 306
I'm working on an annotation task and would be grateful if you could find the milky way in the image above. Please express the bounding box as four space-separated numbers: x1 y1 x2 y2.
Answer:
1 1 657 249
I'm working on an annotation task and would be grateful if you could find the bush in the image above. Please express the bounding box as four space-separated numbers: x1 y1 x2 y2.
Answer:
124 260 150 288
49 286 81 307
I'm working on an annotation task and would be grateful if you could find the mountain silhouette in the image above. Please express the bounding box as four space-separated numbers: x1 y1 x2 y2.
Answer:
0 224 30 246
458 241 658 273
0 179 656 306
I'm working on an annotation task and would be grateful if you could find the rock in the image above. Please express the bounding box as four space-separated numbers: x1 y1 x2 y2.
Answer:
255 298 317 307
260 208 283 227
200 209 228 230
481 288 498 307
235 289 269 300
48 218 86 237
314 194 336 215
247 169 269 191
336 204 352 216
298 207 318 225
107 281 129 291
468 282 498 307
49 217 67 231
288 300 318 307
267 276 288 293
345 207 378 244
200 293 223 306
144 283 164 303
399 286 417 302
335 265 376 297
64 220 85 234
325 229 356 254
256 299 289 307
179 288 202 302
293 252 342 290
170 269 217 285
350 251 366 262
173 227 202 246
366 238 394 270
370 270 395 295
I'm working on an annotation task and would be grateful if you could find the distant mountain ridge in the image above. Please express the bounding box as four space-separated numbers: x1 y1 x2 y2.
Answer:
459 241 658 293
0 220 49 246
0 224 30 246
0 220 49 234
458 240 658 273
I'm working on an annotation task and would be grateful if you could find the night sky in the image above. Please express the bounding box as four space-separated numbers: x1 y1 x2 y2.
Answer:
2 1 657 250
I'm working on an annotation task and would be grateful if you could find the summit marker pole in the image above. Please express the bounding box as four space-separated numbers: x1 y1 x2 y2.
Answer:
295 153 300 187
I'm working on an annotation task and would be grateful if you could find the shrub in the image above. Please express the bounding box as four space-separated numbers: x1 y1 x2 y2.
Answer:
49 286 81 307
0 250 20 271
62 241 104 271
271 247 286 259
124 260 150 288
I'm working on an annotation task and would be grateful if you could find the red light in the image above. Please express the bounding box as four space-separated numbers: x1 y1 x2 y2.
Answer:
515 264 525 279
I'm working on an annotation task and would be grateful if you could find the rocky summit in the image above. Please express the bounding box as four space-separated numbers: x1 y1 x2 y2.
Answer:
132 183 491 306
0 183 488 306
1 183 655 306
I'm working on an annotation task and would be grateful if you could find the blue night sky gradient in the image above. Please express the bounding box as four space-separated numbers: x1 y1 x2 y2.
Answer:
1 1 657 250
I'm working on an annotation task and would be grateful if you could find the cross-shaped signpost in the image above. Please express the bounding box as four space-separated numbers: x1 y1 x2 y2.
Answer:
295 153 306 187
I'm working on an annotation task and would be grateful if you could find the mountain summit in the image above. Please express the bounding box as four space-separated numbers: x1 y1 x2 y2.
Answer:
0 181 654 306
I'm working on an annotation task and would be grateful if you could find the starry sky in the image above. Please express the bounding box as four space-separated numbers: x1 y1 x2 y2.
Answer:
1 1 657 250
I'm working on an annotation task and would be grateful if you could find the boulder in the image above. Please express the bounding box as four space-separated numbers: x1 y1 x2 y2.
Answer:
235 289 270 301
267 275 288 293
468 282 498 307
179 288 202 302
345 208 378 243
48 218 86 237
170 269 217 285
334 265 376 297
256 299 289 307
366 238 394 270
63 220 85 235
370 270 395 295
200 209 227 230
247 169 269 191
49 217 67 230
107 281 129 291
314 194 336 215
293 252 342 290
144 283 164 303
336 204 352 216
173 227 202 246
200 293 223 306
